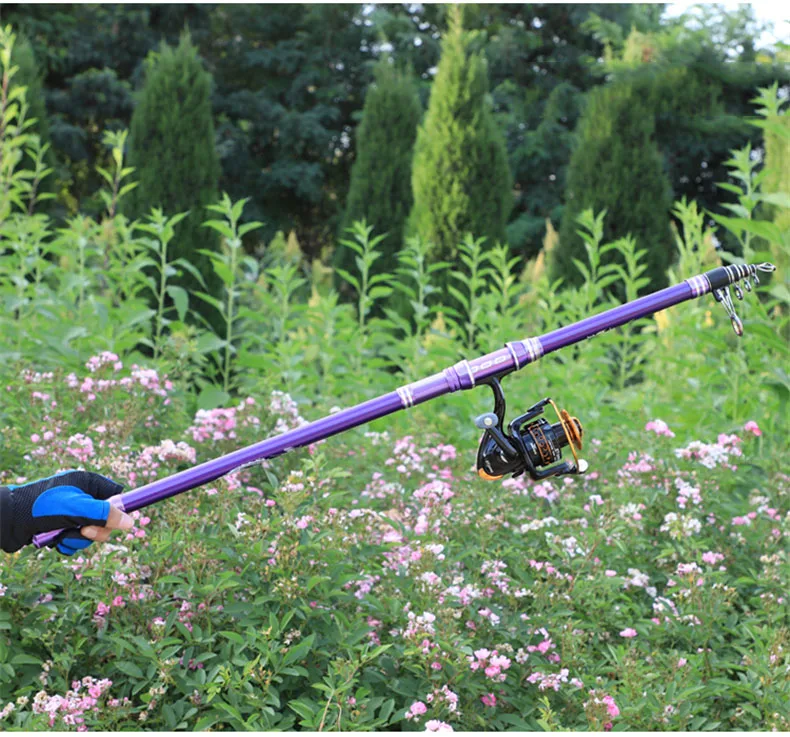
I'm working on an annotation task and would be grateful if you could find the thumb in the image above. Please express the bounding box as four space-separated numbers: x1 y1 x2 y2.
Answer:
104 505 135 531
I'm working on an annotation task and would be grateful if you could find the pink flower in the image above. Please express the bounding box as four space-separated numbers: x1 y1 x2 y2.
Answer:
619 628 637 638
645 419 675 438
425 720 454 732
677 658 687 667
405 701 427 720
701 551 724 566
743 420 761 437
605 570 617 577
481 693 497 708
95 602 110 618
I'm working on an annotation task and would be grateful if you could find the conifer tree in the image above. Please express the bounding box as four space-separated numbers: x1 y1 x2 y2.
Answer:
407 5 512 264
553 81 673 290
127 32 221 301
335 59 422 288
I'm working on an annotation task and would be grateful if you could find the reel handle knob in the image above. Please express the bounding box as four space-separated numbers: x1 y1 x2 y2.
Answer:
475 412 500 430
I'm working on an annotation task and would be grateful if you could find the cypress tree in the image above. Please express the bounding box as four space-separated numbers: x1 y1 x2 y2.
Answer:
334 59 422 289
407 4 512 264
552 81 673 290
127 32 221 302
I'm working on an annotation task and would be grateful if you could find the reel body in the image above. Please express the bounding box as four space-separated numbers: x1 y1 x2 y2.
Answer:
475 378 586 482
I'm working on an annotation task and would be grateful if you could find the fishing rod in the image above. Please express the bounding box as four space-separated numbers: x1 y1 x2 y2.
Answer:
34 262 776 549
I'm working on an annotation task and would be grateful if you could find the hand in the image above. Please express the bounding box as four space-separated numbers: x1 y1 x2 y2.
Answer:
0 470 133 555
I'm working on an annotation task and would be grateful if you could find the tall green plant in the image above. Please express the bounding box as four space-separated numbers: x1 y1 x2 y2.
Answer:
126 32 221 314
446 234 494 353
9 33 56 211
197 194 263 402
0 26 37 222
135 208 196 360
335 60 421 290
750 83 790 289
407 5 512 267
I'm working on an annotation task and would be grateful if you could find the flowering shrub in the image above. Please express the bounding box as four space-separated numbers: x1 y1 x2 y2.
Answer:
1 361 788 732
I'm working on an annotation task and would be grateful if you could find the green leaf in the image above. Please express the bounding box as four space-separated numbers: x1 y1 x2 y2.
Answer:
219 630 245 645
194 715 221 731
196 332 227 354
212 259 234 287
115 660 144 679
198 384 231 410
202 219 235 240
335 268 360 291
288 699 317 722
166 285 189 321
172 258 208 288
239 221 264 237
194 291 224 313
213 700 243 723
369 286 393 300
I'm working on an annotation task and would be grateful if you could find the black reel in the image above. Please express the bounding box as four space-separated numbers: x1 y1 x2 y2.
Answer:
475 377 587 482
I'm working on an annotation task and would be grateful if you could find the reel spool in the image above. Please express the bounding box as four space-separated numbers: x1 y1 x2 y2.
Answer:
475 378 586 482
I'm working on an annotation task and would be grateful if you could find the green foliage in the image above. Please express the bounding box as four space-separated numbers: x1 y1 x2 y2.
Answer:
752 83 790 282
134 208 194 360
126 32 221 321
208 4 377 255
587 15 790 260
407 5 512 267
198 194 264 398
335 60 422 295
502 81 581 260
8 32 56 208
553 80 674 291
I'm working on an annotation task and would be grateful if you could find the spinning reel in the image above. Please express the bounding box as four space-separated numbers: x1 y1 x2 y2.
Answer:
475 377 587 482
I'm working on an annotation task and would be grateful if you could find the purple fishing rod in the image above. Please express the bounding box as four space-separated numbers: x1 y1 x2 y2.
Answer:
33 262 775 549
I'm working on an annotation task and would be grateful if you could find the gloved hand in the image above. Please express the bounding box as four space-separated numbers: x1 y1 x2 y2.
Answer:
0 470 132 555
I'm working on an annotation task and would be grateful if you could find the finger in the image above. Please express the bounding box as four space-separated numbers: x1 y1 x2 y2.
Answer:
80 526 113 543
56 531 93 556
103 504 135 531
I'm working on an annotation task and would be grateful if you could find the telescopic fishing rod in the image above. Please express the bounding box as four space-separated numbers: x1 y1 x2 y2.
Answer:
34 262 776 549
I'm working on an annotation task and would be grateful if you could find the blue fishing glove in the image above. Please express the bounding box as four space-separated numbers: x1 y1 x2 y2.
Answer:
0 470 127 555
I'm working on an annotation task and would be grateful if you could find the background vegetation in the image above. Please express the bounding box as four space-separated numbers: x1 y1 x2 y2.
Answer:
0 3 788 732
